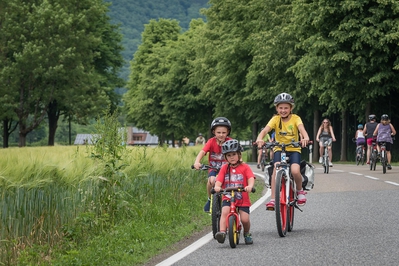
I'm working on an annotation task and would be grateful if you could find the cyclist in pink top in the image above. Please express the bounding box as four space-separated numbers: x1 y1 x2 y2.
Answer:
193 117 232 212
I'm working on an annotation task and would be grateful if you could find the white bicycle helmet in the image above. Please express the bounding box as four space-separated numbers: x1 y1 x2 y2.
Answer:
274 93 295 107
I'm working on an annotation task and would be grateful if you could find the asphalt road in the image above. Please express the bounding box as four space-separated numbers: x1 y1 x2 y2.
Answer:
158 162 399 266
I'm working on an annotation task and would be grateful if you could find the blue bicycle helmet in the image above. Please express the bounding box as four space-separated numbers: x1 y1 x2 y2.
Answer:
357 124 363 129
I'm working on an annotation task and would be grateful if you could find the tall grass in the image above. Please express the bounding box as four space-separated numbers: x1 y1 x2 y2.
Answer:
0 144 209 264
0 116 261 265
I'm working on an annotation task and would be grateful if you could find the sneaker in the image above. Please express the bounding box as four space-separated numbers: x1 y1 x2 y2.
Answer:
297 190 307 206
387 164 392 170
215 231 226 244
265 199 275 211
257 164 260 169
203 199 210 213
319 157 323 164
244 233 253 245
329 162 333 167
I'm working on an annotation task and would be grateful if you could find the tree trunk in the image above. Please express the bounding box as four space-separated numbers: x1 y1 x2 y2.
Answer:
2 119 17 148
47 100 60 146
340 109 347 161
18 125 27 147
252 122 258 162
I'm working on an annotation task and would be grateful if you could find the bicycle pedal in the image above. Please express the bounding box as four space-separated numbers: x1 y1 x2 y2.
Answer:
294 204 303 212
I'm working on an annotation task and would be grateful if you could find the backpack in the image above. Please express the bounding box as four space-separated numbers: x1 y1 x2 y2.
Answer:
264 160 315 190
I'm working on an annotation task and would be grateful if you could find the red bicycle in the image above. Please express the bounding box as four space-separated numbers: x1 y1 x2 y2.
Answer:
212 186 255 248
264 140 312 237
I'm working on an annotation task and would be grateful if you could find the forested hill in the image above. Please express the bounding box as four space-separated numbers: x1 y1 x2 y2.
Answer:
105 0 209 80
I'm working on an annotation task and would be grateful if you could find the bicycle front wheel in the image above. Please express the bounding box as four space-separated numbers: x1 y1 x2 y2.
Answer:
211 193 221 239
228 215 239 248
275 170 288 237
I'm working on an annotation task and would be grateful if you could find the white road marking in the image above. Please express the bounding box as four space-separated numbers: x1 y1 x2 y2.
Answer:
365 175 379 180
349 172 363 175
384 181 399 186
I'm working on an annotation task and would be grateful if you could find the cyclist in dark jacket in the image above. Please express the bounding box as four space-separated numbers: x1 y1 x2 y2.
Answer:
363 114 378 164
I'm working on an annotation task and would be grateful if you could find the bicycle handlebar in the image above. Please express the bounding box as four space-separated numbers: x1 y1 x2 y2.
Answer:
263 140 313 149
211 187 256 194
191 164 221 171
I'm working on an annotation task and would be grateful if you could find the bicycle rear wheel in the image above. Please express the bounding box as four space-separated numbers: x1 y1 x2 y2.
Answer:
228 215 239 248
287 181 295 232
324 154 329 174
356 147 361 165
275 170 288 237
382 150 386 174
211 193 221 239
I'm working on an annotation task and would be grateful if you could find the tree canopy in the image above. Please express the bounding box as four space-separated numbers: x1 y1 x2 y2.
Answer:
125 0 399 160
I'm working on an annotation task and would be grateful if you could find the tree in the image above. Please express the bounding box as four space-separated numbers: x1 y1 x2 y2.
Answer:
124 19 182 144
289 0 399 160
0 0 124 147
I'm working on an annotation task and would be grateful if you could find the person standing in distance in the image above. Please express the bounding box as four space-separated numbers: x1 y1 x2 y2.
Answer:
193 117 232 213
195 133 206 145
363 114 378 164
256 93 310 210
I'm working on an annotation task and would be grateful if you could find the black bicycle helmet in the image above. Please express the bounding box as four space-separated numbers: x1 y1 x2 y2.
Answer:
381 114 389 121
210 117 231 134
274 92 295 107
222 139 242 154
369 114 376 121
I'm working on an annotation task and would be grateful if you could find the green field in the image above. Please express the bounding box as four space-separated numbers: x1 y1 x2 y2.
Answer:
0 145 264 265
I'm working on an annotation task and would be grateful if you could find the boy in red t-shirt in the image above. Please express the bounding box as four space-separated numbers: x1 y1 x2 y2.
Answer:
193 117 232 213
214 139 255 244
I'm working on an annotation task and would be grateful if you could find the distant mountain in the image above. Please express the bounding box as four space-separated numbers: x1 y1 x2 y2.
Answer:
105 0 209 81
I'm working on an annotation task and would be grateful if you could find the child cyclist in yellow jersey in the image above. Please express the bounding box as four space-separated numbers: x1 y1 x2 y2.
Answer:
256 93 310 210
193 117 232 213
214 139 255 244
